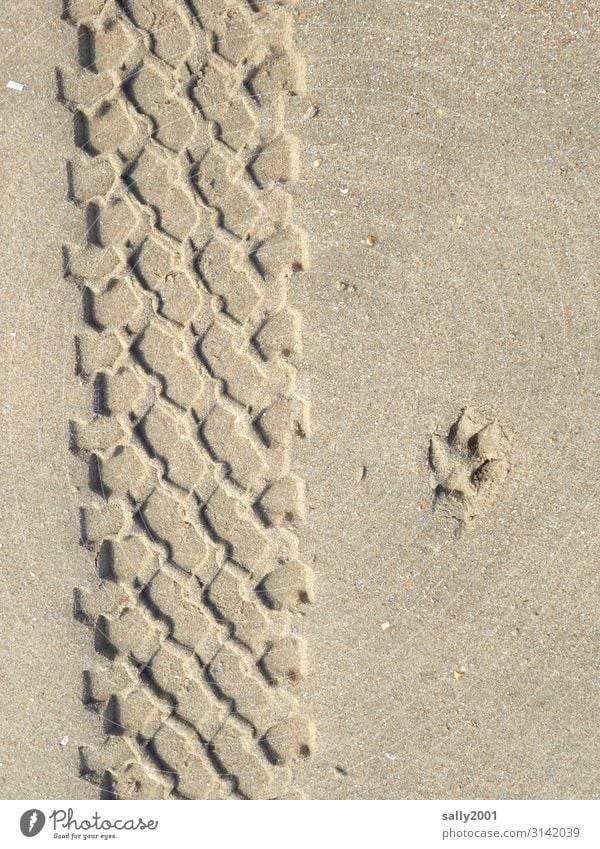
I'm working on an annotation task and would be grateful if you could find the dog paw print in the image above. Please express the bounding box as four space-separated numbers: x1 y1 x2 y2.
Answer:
429 407 510 529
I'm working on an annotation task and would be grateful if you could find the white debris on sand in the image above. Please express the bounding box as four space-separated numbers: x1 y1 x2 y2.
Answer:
6 80 26 91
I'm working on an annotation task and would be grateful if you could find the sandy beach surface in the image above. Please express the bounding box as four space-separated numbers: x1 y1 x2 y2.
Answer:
0 0 597 799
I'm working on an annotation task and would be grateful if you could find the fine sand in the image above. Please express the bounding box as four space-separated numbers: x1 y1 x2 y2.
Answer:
0 0 598 799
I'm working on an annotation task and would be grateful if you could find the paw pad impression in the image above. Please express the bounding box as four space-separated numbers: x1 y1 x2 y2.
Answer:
429 407 510 529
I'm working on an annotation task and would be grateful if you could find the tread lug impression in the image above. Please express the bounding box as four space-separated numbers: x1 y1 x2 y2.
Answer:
61 0 312 798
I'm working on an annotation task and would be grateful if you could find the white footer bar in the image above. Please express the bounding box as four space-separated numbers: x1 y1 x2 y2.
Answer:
1 799 598 848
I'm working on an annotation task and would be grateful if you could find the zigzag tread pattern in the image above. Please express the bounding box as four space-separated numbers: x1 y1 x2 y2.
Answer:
60 0 313 799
